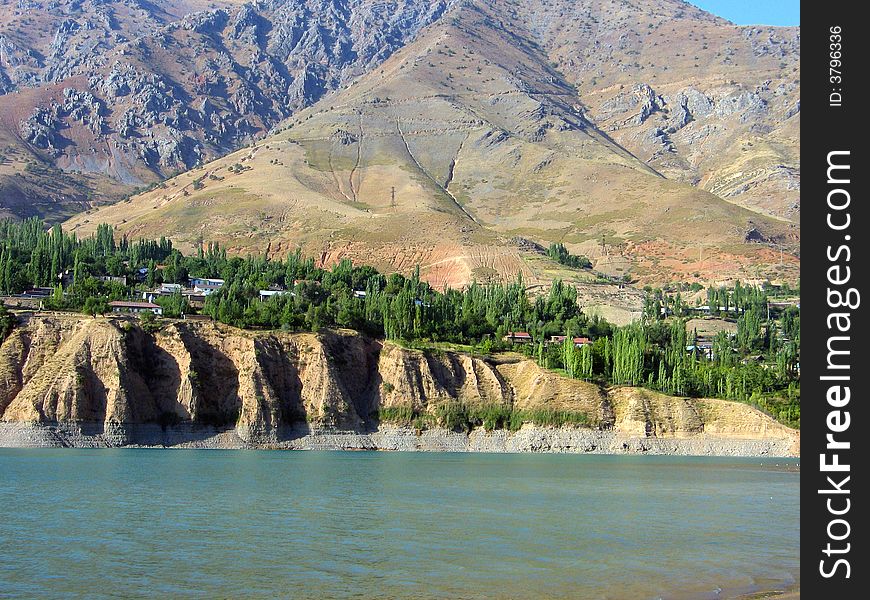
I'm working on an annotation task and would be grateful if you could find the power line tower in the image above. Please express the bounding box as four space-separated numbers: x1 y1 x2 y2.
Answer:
390 186 396 210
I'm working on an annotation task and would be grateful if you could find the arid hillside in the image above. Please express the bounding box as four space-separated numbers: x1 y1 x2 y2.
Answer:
506 0 800 222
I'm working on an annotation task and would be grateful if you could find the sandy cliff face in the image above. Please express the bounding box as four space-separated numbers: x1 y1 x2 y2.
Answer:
0 315 798 454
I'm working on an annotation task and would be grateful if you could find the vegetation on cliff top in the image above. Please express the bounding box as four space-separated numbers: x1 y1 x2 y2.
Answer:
0 218 799 427
376 404 590 434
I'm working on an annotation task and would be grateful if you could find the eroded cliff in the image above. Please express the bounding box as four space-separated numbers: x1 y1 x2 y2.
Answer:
0 315 799 455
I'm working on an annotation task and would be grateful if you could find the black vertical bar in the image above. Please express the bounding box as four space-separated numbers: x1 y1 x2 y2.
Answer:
802 2 865 596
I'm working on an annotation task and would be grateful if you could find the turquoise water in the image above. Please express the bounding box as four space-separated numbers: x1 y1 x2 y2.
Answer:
0 450 799 600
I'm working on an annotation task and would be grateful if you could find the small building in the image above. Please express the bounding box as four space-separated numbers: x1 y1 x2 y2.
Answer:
109 301 163 315
189 277 225 288
353 290 367 298
96 275 128 286
503 331 533 343
182 313 212 321
160 283 183 293
550 335 592 347
194 282 224 295
686 342 714 359
259 289 293 301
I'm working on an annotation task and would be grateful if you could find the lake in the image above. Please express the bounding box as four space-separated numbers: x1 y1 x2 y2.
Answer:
0 450 799 599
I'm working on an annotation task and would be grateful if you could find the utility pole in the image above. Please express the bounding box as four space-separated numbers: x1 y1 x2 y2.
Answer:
390 186 396 210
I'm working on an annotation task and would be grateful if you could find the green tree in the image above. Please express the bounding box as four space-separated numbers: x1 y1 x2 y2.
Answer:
83 296 108 317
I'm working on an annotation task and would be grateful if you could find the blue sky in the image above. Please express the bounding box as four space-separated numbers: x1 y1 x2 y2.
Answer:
689 1 799 26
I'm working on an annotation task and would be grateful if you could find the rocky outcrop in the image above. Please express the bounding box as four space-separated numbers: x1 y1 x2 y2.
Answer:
19 88 105 153
585 77 798 220
0 315 799 455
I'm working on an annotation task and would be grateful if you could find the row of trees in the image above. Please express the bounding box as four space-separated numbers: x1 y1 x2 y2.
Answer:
546 242 592 269
530 288 800 427
202 259 613 345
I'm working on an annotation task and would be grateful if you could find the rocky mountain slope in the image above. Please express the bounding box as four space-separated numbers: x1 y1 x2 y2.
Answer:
506 0 800 222
0 314 799 454
1 0 456 219
65 0 798 287
2 0 799 287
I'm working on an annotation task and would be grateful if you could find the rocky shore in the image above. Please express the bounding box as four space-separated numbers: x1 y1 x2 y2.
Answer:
0 422 798 456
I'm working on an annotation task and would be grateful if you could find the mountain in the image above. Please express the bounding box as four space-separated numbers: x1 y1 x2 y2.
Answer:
1 0 455 219
66 0 798 288
1 0 799 287
500 0 800 222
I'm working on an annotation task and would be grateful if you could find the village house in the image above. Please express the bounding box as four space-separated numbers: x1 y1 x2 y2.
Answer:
59 270 128 288
96 275 127 286
686 337 714 359
189 277 225 287
259 289 293 301
109 301 163 315
192 278 225 295
141 283 185 302
503 331 533 343
549 335 592 347
141 285 206 308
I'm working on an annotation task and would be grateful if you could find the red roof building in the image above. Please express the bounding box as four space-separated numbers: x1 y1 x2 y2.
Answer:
503 331 533 343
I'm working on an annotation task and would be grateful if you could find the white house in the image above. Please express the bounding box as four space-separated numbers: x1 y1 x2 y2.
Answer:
109 301 163 315
259 289 293 301
189 277 225 287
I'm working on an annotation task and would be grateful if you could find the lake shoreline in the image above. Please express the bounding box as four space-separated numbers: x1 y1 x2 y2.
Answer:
0 422 799 457
739 585 800 599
